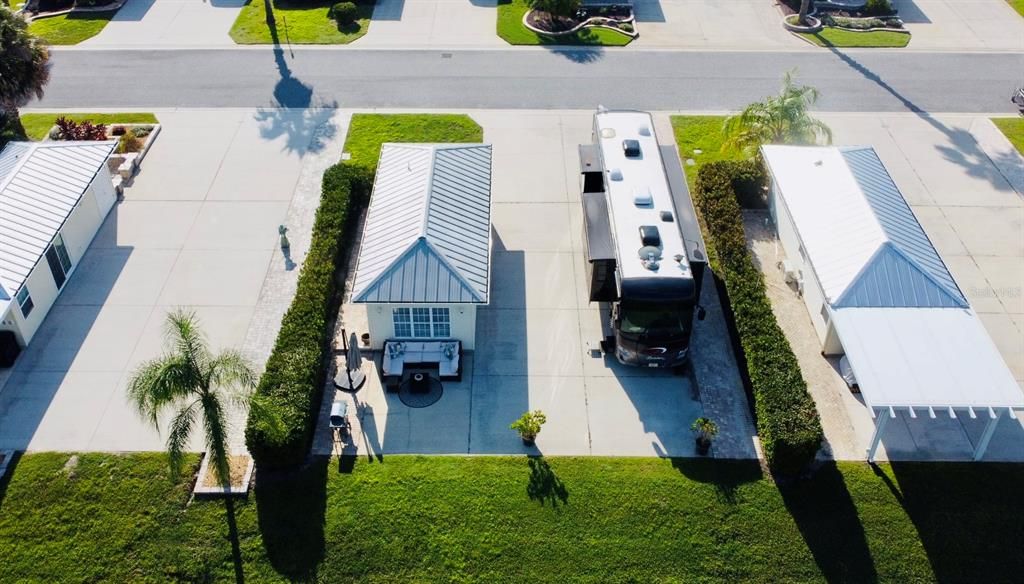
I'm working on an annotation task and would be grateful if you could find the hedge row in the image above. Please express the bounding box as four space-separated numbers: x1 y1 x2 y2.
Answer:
693 160 823 476
245 163 371 467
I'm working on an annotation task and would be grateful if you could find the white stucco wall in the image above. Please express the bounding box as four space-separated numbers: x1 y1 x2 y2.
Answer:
769 179 831 348
5 170 116 347
363 303 478 351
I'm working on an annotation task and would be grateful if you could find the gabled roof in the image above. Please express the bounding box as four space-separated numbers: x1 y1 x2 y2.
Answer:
761 145 966 308
0 140 117 314
351 143 492 304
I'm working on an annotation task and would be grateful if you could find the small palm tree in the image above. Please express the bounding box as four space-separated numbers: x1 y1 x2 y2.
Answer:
129 309 271 488
797 0 813 26
722 70 832 157
0 7 50 141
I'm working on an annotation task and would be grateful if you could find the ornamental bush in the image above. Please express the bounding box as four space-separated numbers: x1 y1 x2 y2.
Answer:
330 1 358 25
693 161 822 476
245 163 369 467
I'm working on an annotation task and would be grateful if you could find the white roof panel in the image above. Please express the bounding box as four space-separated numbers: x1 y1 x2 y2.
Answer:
762 145 965 308
352 144 492 304
0 140 116 315
832 308 1023 411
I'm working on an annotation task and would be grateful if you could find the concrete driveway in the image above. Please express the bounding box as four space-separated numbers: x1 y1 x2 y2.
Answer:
318 111 757 458
0 108 348 452
83 0 245 47
357 0 504 47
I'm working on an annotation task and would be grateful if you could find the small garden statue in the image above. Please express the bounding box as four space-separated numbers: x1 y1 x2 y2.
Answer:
511 410 547 447
691 417 718 456
278 224 290 251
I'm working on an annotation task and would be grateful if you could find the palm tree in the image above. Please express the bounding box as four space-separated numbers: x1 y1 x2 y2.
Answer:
0 7 50 142
722 70 832 157
798 0 813 26
128 309 271 488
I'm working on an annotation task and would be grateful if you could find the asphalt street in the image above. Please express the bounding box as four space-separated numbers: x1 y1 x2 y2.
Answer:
39 48 1024 113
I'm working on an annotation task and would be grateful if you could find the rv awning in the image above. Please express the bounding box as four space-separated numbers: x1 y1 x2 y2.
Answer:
582 192 615 262
832 307 1023 414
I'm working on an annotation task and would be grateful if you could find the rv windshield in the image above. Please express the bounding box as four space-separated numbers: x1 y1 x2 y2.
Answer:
619 301 690 341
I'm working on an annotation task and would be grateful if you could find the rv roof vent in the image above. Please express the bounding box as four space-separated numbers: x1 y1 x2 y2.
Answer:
639 225 661 247
660 211 674 222
633 187 653 206
622 139 641 158
601 128 616 139
638 245 662 260
638 126 651 137
609 168 623 181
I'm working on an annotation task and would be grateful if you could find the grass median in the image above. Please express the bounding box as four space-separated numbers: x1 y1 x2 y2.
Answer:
27 11 118 45
992 117 1024 155
19 112 159 140
230 0 373 44
1 453 1022 581
798 28 911 48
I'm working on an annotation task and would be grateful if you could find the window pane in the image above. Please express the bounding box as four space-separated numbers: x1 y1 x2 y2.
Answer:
393 308 411 337
393 307 410 322
412 308 430 323
17 287 34 318
413 322 431 337
433 323 450 338
54 234 72 272
432 308 449 323
394 323 412 337
46 246 66 290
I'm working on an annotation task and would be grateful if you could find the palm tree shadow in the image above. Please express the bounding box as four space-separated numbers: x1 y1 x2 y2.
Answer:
525 456 569 507
224 498 245 583
253 11 338 156
823 46 1017 194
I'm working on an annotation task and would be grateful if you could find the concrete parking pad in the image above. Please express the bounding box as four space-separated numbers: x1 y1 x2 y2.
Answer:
0 108 347 452
359 0 504 47
83 0 245 47
896 0 1024 51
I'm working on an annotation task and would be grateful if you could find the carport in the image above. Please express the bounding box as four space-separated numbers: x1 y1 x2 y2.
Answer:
834 307 1024 462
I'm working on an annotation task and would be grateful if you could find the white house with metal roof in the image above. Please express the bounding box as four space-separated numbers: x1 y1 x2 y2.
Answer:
762 144 1023 461
0 140 118 358
351 143 492 351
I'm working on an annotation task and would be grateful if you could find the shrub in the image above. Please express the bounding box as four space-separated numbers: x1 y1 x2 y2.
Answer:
619 22 634 33
54 117 108 141
245 163 369 467
133 125 154 138
510 410 547 441
111 125 127 136
330 1 358 25
863 0 894 16
116 129 143 154
693 161 822 476
527 0 581 18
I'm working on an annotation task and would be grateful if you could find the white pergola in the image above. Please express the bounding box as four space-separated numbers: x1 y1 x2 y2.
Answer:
832 307 1023 462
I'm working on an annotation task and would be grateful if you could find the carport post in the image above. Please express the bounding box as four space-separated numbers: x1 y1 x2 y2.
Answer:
972 408 1003 461
866 407 892 463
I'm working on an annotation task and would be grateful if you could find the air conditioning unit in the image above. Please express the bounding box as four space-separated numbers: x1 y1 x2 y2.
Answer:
780 259 804 296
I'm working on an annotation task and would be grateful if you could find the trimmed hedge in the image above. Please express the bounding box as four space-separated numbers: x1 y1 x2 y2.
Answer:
245 163 370 467
694 161 822 476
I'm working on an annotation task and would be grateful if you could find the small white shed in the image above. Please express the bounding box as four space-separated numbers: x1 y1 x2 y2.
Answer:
762 144 1023 461
351 143 492 351
0 140 118 352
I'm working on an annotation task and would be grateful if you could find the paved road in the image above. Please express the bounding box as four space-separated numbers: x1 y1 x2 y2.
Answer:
40 48 1023 112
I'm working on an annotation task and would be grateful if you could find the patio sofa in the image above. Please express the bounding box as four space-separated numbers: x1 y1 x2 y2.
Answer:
382 340 462 391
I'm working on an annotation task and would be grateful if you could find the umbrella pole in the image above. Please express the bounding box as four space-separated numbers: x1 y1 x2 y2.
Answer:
342 328 354 390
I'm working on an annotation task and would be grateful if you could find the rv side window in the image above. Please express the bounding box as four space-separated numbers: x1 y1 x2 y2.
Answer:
16 286 34 318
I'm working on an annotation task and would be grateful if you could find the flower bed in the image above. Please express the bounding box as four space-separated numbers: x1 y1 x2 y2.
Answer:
523 7 637 38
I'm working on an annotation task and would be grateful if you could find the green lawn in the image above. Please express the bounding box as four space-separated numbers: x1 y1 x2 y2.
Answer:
343 113 484 171
670 115 742 191
1 453 1022 581
992 117 1024 155
19 112 159 141
230 0 373 44
1008 0 1024 17
798 28 911 48
497 0 633 46
27 11 118 45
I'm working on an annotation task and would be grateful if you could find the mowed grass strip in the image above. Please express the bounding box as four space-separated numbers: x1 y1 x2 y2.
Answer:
20 112 159 140
798 28 911 48
1 453 1022 582
496 0 632 46
27 10 117 45
992 117 1024 155
342 113 484 170
230 0 373 44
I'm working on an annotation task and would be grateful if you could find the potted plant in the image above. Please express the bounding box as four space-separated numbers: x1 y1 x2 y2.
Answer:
691 417 718 456
510 410 547 446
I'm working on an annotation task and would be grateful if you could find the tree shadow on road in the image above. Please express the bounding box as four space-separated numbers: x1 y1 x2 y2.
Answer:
253 16 338 156
823 47 1018 195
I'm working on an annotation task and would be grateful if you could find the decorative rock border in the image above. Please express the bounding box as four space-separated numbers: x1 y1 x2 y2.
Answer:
819 15 908 33
782 14 823 33
522 11 639 40
193 453 255 496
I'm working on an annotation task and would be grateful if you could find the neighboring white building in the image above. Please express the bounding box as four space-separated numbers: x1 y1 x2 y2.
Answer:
0 140 118 353
762 144 1023 461
351 143 492 351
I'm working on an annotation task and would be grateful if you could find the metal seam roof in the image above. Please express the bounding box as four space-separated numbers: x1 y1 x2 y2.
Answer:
0 140 116 312
352 143 492 304
761 145 966 309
